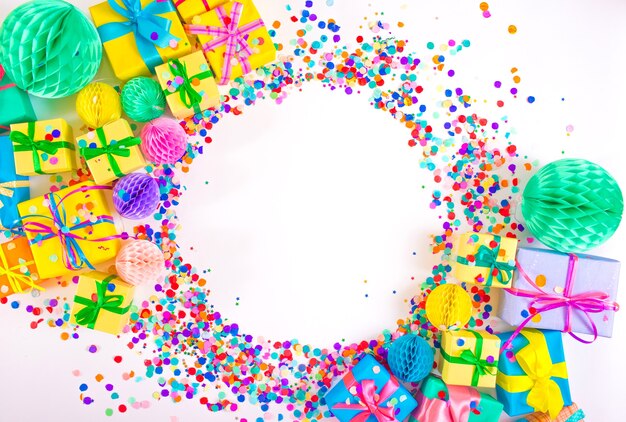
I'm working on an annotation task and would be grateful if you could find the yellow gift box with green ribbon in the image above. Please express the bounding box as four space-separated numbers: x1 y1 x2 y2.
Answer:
77 119 146 184
0 236 43 298
155 51 220 119
70 271 134 335
439 329 500 388
10 119 76 176
455 232 518 288
496 329 572 419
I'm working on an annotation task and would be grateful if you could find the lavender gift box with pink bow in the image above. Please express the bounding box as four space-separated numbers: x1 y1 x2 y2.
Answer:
498 247 620 341
324 354 417 422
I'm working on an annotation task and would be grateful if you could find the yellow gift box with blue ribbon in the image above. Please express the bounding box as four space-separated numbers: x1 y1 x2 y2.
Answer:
439 329 500 388
455 232 518 288
17 181 121 279
10 119 76 176
77 119 146 184
0 236 42 298
90 0 192 81
155 51 220 119
70 271 134 335
496 329 572 419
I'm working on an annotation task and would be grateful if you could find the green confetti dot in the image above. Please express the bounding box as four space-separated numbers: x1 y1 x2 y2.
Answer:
105 408 113 417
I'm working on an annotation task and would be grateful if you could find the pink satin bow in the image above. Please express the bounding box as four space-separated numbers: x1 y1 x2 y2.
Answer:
412 384 481 422
502 254 619 350
0 64 16 92
185 1 265 84
332 372 398 422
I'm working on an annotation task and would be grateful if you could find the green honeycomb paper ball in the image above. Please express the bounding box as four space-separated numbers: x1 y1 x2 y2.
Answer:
121 77 166 122
0 0 102 98
522 159 624 253
387 334 434 383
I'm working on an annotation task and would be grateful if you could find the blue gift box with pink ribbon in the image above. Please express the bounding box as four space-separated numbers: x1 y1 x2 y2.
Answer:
324 354 417 422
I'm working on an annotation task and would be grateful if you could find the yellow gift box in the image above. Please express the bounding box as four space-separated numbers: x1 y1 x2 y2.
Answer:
454 232 518 287
90 0 192 81
70 271 134 335
0 236 43 298
439 329 500 388
185 0 277 85
173 0 228 23
77 119 146 184
17 181 121 279
155 51 220 119
10 119 76 176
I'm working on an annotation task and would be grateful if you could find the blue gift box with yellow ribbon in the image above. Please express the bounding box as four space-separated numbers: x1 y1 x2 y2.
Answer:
496 329 572 420
324 354 418 422
0 136 30 230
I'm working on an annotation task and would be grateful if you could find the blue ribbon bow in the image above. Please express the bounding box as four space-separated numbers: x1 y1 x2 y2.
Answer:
98 0 180 73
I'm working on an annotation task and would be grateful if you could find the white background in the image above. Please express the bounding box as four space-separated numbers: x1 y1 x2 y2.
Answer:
1 0 626 421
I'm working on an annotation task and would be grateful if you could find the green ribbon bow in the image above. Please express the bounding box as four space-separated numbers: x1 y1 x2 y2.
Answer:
80 127 142 178
165 58 214 115
456 235 515 286
440 330 498 386
73 275 131 329
10 121 75 175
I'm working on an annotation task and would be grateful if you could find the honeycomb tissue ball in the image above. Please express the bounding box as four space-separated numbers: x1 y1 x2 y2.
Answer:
76 82 122 128
140 117 188 164
522 159 624 253
113 173 160 220
121 77 166 123
116 240 165 286
425 284 472 330
387 334 434 383
0 0 102 98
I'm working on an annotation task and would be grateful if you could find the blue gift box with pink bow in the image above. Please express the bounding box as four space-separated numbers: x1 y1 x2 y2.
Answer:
324 354 418 422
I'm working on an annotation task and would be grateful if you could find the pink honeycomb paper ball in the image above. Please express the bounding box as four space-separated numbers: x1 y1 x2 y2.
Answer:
140 117 188 164
115 240 165 286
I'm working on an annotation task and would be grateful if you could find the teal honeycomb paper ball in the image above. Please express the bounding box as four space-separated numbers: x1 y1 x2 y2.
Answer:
522 159 624 253
0 0 102 98
387 334 434 383
121 77 166 122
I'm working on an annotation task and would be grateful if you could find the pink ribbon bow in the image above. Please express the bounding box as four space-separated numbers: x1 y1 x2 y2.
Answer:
0 64 16 92
501 254 619 350
412 384 481 422
332 372 398 422
185 1 265 85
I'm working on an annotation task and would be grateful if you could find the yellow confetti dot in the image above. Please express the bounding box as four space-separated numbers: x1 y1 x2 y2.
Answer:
508 25 517 34
531 313 542 323
535 274 547 287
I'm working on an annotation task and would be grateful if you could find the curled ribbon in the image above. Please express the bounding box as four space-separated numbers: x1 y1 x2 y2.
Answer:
0 180 30 209
440 331 497 386
497 329 568 419
0 64 16 92
20 184 129 272
80 127 142 178
0 243 42 295
165 58 214 114
185 1 265 84
98 0 180 73
501 254 619 350
410 382 481 422
10 122 75 175
73 275 131 328
456 235 515 286
332 372 397 422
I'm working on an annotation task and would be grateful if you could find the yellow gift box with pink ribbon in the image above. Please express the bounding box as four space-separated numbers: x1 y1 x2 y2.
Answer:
0 236 42 298
173 0 228 23
185 0 277 85
496 329 572 420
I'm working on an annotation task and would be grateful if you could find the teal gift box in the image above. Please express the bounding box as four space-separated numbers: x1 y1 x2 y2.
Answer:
0 136 30 230
324 354 418 422
0 65 36 127
496 329 572 420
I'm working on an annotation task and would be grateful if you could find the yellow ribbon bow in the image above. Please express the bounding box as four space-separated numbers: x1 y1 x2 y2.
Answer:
0 180 30 209
497 329 568 420
0 244 42 295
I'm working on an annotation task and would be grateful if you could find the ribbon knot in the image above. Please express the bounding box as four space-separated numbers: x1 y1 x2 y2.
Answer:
456 235 515 286
74 276 131 328
440 330 497 387
10 122 75 175
459 349 496 377
80 128 142 178
332 372 398 422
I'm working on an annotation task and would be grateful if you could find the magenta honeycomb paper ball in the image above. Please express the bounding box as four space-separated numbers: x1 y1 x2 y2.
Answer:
116 240 165 286
140 117 188 164
113 173 160 220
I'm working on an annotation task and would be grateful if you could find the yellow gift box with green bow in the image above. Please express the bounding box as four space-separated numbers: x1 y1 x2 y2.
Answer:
455 232 518 288
70 271 134 335
10 119 76 176
155 51 220 119
77 119 146 184
439 329 500 388
496 329 572 419
0 236 43 298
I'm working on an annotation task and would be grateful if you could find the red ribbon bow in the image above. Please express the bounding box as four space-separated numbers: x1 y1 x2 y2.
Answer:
332 372 398 422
